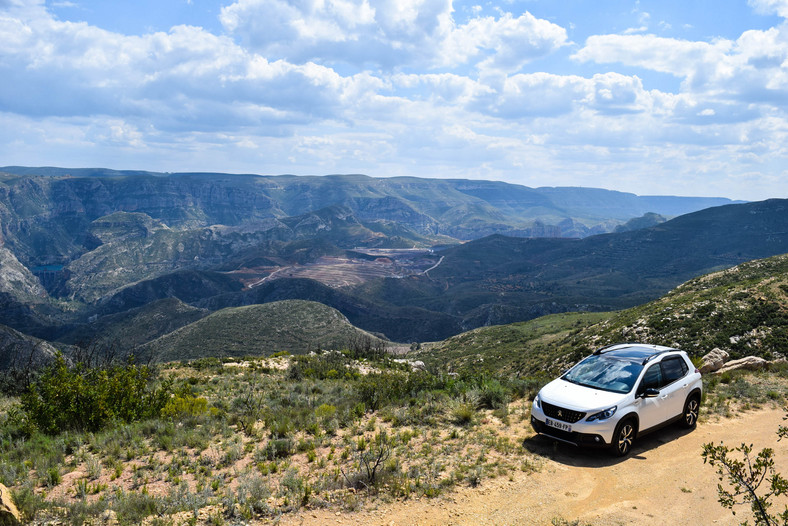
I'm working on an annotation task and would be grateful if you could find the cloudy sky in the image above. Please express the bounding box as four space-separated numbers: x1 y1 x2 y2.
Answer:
1 0 788 200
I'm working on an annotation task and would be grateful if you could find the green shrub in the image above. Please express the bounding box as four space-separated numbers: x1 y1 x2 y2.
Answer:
12 485 47 523
450 401 477 426
21 354 172 435
262 439 293 460
161 395 209 421
477 379 509 410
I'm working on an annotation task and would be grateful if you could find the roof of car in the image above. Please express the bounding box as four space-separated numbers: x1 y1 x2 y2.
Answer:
593 343 681 364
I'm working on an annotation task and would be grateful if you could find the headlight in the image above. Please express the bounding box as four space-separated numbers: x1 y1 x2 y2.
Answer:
533 394 541 408
586 406 617 422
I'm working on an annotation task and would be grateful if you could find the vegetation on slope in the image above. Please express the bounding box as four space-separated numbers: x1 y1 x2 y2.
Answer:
57 298 208 350
374 199 788 334
140 300 387 362
1 348 543 525
421 252 788 378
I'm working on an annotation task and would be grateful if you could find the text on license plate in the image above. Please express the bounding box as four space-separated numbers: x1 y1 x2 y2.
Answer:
545 418 571 433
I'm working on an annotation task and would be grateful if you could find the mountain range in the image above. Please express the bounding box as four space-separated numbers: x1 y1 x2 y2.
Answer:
0 166 782 358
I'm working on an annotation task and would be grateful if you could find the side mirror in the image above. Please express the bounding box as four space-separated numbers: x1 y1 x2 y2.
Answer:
641 388 660 398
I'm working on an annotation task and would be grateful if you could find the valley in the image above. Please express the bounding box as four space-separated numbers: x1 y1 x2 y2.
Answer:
237 248 441 289
0 167 783 352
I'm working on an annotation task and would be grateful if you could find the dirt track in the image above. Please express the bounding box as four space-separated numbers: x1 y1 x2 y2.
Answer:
278 407 788 525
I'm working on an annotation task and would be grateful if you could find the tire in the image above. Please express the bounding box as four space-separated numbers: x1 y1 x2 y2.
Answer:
680 395 700 429
611 419 636 457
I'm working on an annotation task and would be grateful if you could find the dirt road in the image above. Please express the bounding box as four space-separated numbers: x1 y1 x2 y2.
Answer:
278 407 788 526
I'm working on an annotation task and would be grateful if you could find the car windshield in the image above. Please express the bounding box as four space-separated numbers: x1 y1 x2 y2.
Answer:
562 355 644 394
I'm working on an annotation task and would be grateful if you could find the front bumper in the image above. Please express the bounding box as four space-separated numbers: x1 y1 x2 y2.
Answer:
530 416 609 447
530 401 617 448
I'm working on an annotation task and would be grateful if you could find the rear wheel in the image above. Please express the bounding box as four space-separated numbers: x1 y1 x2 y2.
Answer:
681 395 700 429
611 419 636 456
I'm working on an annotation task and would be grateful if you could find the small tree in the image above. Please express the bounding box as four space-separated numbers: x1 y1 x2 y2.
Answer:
20 352 171 435
702 418 788 525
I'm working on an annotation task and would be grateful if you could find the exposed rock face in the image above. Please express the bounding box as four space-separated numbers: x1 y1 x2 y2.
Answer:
0 246 45 299
699 348 730 374
0 482 21 525
717 356 769 374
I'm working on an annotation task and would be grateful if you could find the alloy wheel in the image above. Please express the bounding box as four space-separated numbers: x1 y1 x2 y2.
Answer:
616 422 634 455
684 398 699 427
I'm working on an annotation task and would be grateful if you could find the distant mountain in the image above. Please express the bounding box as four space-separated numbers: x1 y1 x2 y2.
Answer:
614 212 667 232
81 198 788 346
0 166 764 348
420 251 788 377
139 300 386 362
354 198 788 334
0 169 738 270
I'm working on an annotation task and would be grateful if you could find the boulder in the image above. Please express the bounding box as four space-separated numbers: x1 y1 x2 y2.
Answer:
716 356 769 375
699 348 729 374
0 482 21 526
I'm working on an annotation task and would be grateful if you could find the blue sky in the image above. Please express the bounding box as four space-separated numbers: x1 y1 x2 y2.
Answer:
1 0 788 200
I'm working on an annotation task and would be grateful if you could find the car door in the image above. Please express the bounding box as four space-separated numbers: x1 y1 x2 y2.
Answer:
635 363 667 431
658 356 690 420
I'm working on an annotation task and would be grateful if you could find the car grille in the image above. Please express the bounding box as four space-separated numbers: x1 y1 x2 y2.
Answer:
541 401 586 423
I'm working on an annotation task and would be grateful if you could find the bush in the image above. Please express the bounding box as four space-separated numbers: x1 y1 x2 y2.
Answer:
12 485 47 523
262 439 294 460
161 394 209 421
450 401 477 426
20 353 172 435
477 379 509 410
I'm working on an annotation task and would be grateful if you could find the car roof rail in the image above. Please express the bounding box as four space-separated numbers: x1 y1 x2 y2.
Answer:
592 342 641 355
641 349 677 365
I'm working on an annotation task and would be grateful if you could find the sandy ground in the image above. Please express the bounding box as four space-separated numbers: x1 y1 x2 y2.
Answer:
274 407 788 526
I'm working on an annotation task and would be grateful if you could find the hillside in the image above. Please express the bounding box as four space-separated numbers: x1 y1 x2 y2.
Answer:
0 167 772 347
5 253 788 526
369 199 788 333
57 298 208 350
140 299 386 362
0 323 60 371
25 199 788 346
420 251 788 377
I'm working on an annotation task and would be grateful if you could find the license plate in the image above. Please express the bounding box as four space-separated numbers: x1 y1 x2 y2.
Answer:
545 418 572 433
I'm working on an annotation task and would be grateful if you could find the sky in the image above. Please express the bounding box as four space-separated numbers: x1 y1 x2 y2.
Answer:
1 1 788 200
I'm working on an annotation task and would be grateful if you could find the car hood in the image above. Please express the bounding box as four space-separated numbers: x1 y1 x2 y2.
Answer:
538 378 625 411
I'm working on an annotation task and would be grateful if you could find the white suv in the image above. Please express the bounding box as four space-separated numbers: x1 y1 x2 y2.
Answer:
530 343 702 456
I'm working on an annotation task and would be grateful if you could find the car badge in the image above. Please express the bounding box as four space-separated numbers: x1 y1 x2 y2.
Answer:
557 410 563 417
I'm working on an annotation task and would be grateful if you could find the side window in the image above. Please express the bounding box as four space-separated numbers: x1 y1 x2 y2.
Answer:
661 357 688 384
640 364 663 391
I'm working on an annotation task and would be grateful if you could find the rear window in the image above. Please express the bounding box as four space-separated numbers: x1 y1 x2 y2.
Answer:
661 356 688 383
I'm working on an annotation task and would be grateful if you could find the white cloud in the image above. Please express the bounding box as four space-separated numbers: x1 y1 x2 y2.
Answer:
220 0 566 72
439 11 568 72
748 0 788 17
1 0 787 201
219 0 452 68
573 26 788 113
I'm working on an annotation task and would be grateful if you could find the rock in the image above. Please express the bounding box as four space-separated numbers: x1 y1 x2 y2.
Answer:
393 359 426 371
0 482 21 525
716 356 769 374
100 509 119 525
699 348 730 374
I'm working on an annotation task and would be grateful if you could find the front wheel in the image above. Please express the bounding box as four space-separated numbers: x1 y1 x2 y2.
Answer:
611 419 636 457
681 395 700 429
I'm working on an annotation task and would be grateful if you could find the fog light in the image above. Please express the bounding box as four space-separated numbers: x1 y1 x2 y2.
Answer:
594 436 601 442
